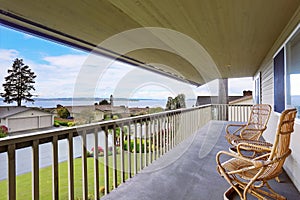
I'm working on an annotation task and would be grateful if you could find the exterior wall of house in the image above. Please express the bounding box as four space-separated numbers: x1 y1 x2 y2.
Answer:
257 8 300 191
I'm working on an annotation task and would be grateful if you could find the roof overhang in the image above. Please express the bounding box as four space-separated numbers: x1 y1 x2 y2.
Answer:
1 0 300 85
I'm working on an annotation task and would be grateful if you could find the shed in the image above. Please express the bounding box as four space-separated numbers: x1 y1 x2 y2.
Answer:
0 106 54 133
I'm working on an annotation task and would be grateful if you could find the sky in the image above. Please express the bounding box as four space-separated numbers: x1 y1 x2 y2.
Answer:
0 25 253 100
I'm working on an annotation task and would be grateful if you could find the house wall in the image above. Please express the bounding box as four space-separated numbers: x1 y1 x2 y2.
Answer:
257 6 300 191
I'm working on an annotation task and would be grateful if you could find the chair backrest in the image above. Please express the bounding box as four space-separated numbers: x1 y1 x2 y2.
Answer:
261 108 297 180
270 108 297 160
240 104 271 140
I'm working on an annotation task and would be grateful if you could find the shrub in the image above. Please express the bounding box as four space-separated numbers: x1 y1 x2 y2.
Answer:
112 115 119 120
123 139 149 153
91 146 104 153
67 122 75 127
54 122 60 127
99 186 105 194
0 125 8 138
57 107 70 119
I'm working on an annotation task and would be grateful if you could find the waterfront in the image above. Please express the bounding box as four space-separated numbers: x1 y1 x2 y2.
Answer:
0 98 197 108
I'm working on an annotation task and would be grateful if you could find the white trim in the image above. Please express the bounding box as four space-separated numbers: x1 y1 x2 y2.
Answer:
273 23 300 58
273 22 300 116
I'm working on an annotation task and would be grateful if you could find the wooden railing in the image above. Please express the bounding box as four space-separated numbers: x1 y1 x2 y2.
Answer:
0 105 213 200
211 104 252 122
0 104 252 200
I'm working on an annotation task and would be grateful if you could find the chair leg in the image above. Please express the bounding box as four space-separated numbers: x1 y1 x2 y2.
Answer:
245 182 286 200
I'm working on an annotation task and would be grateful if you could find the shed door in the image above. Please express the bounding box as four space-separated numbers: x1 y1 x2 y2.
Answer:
8 117 39 132
40 116 52 128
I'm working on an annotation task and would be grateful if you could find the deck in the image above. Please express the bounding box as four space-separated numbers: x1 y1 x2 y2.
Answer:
102 121 300 200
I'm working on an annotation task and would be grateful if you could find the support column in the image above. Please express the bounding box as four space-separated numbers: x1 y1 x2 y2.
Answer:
218 79 228 120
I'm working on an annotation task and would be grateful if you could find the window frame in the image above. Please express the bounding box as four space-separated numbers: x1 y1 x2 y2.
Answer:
273 23 300 121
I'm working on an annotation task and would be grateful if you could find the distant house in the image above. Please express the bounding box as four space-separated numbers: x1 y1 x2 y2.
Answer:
196 90 253 106
229 91 253 105
64 106 105 122
0 106 54 133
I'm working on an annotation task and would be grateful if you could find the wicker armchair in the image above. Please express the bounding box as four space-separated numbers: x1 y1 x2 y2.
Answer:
225 104 271 146
216 108 297 200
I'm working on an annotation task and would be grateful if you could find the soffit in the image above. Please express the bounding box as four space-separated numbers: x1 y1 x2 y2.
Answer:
1 0 300 85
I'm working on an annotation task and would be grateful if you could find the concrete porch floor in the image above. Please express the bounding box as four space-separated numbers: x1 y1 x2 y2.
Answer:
102 121 300 200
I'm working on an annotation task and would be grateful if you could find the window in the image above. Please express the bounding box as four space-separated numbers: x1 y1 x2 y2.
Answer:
254 72 261 104
274 25 300 118
286 28 300 118
273 48 285 113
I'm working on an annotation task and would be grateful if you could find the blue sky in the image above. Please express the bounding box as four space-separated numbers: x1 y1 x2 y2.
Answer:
0 25 253 99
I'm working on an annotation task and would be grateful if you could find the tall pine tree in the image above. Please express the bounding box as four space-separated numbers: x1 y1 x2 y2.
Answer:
1 58 37 106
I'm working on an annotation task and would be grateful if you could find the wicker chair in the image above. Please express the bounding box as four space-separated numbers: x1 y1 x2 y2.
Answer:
216 108 297 200
225 104 271 146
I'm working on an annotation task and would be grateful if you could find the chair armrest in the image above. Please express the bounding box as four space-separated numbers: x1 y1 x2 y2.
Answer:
225 124 246 135
236 142 272 155
216 150 262 175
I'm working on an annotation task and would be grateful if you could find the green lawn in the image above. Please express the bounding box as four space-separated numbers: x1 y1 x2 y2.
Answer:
0 152 151 200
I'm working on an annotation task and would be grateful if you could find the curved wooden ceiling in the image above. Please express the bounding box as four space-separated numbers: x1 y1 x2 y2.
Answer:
1 0 300 85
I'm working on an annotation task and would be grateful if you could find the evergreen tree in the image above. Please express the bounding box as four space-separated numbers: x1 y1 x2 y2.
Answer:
1 58 37 106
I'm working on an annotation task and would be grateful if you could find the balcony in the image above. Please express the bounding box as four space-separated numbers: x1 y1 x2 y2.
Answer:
0 105 299 200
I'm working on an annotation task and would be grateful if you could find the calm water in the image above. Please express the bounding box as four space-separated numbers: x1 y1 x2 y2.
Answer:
0 98 197 108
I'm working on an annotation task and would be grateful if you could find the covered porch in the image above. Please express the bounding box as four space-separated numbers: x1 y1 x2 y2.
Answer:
102 120 300 200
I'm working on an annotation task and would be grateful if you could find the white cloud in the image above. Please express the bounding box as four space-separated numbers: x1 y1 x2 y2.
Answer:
228 77 253 96
0 49 20 93
0 48 255 100
0 49 19 61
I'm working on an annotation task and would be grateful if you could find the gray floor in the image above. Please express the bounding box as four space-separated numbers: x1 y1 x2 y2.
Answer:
102 121 300 200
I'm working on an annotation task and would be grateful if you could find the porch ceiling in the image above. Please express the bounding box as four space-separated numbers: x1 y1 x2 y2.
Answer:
1 0 300 85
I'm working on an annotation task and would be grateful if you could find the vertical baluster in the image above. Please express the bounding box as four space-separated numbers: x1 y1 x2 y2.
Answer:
32 140 39 200
133 121 137 175
145 120 148 167
8 144 16 200
140 120 143 171
93 128 99 199
67 132 74 200
112 125 117 189
149 120 152 164
158 116 162 157
172 114 175 148
81 131 88 200
166 114 170 151
127 123 132 178
120 123 125 183
155 118 158 160
52 135 59 200
104 126 109 194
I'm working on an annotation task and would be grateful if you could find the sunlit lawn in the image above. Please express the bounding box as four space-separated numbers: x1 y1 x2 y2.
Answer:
0 153 149 200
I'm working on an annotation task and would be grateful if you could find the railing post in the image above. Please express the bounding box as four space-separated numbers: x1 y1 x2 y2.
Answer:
127 123 132 178
139 119 143 171
81 131 88 200
133 121 137 175
112 125 117 189
120 123 125 183
8 144 16 200
32 139 39 200
104 126 109 195
67 132 74 200
93 128 99 199
52 135 59 200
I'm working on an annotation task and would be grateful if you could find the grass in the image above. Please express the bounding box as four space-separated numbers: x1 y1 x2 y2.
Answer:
0 152 152 200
